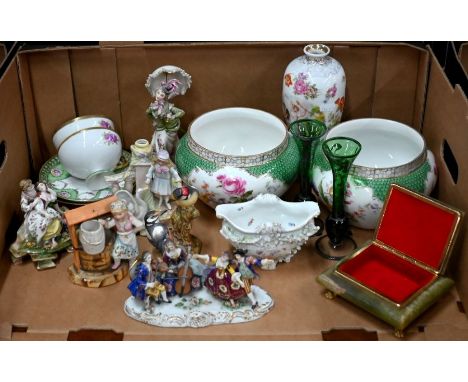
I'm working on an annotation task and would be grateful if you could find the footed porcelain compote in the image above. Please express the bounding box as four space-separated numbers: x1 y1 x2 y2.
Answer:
215 194 320 266
175 108 300 208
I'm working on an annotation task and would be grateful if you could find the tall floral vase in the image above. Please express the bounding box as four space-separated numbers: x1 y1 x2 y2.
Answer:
282 44 346 128
316 137 361 261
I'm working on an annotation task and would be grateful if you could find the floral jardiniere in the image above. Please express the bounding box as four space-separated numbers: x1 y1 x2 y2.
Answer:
175 108 300 208
311 118 437 229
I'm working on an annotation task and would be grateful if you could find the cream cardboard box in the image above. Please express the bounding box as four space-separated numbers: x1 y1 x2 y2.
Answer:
0 42 467 340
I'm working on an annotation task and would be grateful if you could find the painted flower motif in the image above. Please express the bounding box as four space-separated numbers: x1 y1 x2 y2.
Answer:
293 73 318 99
99 120 112 129
50 168 62 177
284 73 293 87
335 96 345 112
326 84 337 99
216 174 247 196
310 106 325 123
58 191 70 198
103 132 119 145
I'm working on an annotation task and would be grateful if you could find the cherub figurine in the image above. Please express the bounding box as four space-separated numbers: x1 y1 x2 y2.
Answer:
145 150 181 210
171 186 202 253
10 179 70 263
145 65 192 156
128 252 170 311
99 199 144 269
194 250 274 309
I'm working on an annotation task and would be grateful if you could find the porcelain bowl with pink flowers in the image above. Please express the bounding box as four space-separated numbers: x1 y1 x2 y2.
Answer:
175 107 301 208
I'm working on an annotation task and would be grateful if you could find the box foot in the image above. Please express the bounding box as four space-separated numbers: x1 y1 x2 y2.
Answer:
324 290 336 300
394 329 405 338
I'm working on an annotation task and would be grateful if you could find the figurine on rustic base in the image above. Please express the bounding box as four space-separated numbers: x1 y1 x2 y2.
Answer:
64 196 131 288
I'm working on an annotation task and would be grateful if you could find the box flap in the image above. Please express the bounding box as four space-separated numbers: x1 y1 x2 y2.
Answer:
375 185 463 274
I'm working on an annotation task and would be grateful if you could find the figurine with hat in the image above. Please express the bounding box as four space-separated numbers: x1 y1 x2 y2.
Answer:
145 149 182 210
99 199 145 269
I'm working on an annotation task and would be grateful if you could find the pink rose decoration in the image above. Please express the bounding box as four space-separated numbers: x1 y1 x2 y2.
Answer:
294 79 309 95
216 175 246 196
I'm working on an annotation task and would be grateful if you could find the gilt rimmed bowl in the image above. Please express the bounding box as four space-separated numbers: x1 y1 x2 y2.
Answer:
311 118 437 229
175 107 300 208
53 115 122 189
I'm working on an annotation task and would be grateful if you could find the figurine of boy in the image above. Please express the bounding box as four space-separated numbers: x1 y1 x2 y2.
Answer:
99 199 144 269
145 149 181 210
171 186 202 253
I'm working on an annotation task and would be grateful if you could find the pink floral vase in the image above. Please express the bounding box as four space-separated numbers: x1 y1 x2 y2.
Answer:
282 43 346 128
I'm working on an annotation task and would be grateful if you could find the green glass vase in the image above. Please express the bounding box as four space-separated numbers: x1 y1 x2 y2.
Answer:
316 136 361 260
290 119 327 202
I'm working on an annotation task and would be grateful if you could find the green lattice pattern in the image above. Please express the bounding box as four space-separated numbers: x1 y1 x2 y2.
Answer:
175 135 217 177
176 134 300 184
311 144 431 201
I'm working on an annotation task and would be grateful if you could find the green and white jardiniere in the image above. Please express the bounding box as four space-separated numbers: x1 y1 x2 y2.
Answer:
175 108 300 208
311 118 437 229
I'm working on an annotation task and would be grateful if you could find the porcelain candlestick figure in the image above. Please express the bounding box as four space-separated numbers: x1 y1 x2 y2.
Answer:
171 186 202 253
99 199 144 269
146 150 182 210
146 65 192 156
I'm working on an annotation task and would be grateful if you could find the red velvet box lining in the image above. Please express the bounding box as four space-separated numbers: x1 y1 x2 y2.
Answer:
338 243 436 304
376 187 457 271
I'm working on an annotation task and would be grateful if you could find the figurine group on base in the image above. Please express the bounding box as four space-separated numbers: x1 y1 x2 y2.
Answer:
124 247 275 328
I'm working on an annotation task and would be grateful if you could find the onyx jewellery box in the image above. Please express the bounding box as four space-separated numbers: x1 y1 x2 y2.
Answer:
317 184 464 338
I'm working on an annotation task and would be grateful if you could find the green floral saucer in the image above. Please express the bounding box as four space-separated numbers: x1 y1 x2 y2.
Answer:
39 151 130 205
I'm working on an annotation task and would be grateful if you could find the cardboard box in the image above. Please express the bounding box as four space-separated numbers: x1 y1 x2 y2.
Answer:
0 42 467 340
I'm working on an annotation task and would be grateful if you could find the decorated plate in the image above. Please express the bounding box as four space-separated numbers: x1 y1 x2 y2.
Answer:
39 151 130 205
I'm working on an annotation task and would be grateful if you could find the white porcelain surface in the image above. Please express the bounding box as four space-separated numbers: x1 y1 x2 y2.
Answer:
57 128 122 180
282 44 346 127
326 118 425 168
53 116 114 148
216 194 320 264
124 285 273 328
190 107 286 156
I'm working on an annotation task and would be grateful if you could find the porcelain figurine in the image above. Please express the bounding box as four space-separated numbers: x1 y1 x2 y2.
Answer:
282 43 346 128
99 199 144 269
128 252 170 311
146 149 182 210
124 247 275 327
194 250 274 309
120 138 153 192
146 65 192 156
170 186 202 254
175 107 300 208
311 118 438 229
216 194 320 266
9 179 71 269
